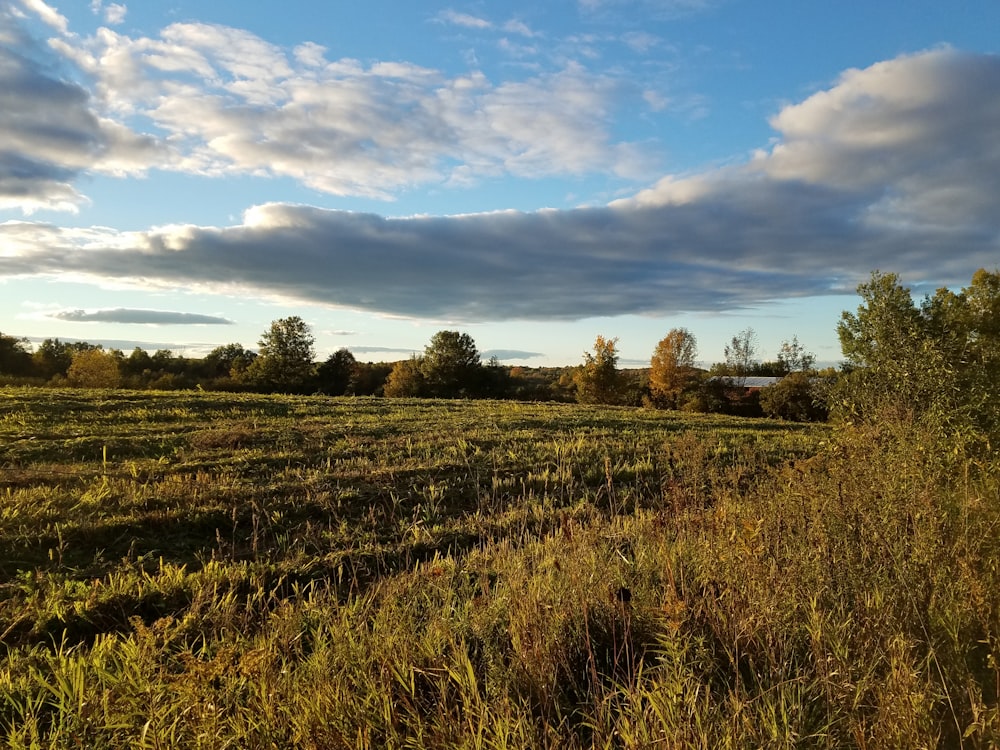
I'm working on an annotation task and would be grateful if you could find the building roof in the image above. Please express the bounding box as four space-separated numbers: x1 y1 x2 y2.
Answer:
709 376 783 388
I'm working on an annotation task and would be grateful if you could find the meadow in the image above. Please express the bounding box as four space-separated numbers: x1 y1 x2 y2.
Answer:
0 388 997 748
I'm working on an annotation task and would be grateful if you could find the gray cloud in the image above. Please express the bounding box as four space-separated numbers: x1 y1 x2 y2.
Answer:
482 349 545 361
0 6 161 212
49 308 235 325
3 49 998 322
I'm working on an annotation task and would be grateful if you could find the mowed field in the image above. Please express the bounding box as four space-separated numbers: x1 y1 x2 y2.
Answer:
1 389 997 748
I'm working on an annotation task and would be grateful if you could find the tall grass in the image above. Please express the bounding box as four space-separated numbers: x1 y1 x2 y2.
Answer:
0 388 996 747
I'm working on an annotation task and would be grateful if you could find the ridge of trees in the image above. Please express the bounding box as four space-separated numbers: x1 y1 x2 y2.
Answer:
2 268 997 429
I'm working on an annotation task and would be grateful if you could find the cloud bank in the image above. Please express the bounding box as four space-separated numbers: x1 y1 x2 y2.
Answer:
2 39 999 322
48 308 235 325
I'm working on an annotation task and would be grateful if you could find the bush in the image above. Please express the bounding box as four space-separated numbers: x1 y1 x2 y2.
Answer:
759 372 828 421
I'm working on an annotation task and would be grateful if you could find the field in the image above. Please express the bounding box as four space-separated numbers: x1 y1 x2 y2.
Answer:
1 389 998 748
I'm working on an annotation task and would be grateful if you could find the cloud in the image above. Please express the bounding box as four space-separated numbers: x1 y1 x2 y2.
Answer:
482 349 545 361
3 49 999 323
621 31 659 53
104 3 126 25
20 0 68 34
579 0 714 16
501 20 538 38
0 7 163 212
11 15 644 203
438 10 493 30
48 308 235 325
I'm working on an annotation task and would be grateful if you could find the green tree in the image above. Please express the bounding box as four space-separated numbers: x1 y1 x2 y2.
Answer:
384 356 426 397
244 317 316 393
723 327 758 386
123 347 154 377
835 269 1000 459
776 335 816 374
760 371 828 422
649 328 698 409
33 339 97 380
204 343 257 379
317 348 358 395
574 335 622 404
67 349 122 388
0 332 32 376
420 331 483 398
351 361 394 396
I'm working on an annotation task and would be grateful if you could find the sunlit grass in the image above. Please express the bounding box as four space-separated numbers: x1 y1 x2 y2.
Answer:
1 387 996 747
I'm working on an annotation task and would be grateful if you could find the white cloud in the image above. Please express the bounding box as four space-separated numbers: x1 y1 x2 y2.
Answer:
501 19 538 37
8 13 648 205
104 3 126 25
622 31 659 53
580 0 713 15
19 0 68 34
3 49 997 322
293 41 327 67
438 10 493 30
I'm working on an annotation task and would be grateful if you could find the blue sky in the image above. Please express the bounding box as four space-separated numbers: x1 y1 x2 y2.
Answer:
2 0 999 368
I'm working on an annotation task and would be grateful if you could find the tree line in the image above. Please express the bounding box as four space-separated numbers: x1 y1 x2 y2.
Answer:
2 269 997 428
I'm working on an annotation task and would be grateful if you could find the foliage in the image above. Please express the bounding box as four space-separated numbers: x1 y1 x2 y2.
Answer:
66 349 122 388
316 348 358 395
574 335 623 404
384 355 427 397
648 327 699 409
835 269 1000 460
722 327 759 384
32 339 98 381
759 370 829 421
203 343 257 379
0 332 32 376
420 330 483 398
349 361 394 396
243 317 316 393
776 334 816 374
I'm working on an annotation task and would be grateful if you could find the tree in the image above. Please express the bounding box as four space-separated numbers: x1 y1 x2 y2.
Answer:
420 331 483 398
122 347 154 377
836 270 941 427
384 356 426 397
649 328 698 409
723 327 758 385
351 361 394 396
317 348 358 395
760 371 828 422
776 335 816 374
0 332 32 376
574 335 622 404
204 343 257 379
835 269 1000 458
838 272 924 370
33 339 97 380
244 317 316 393
67 349 121 388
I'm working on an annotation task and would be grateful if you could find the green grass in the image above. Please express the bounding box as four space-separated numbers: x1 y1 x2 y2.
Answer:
1 388 997 748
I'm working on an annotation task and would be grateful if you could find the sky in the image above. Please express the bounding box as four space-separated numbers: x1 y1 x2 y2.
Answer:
2 0 999 368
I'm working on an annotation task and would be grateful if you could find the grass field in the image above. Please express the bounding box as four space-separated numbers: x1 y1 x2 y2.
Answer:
1 389 997 747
